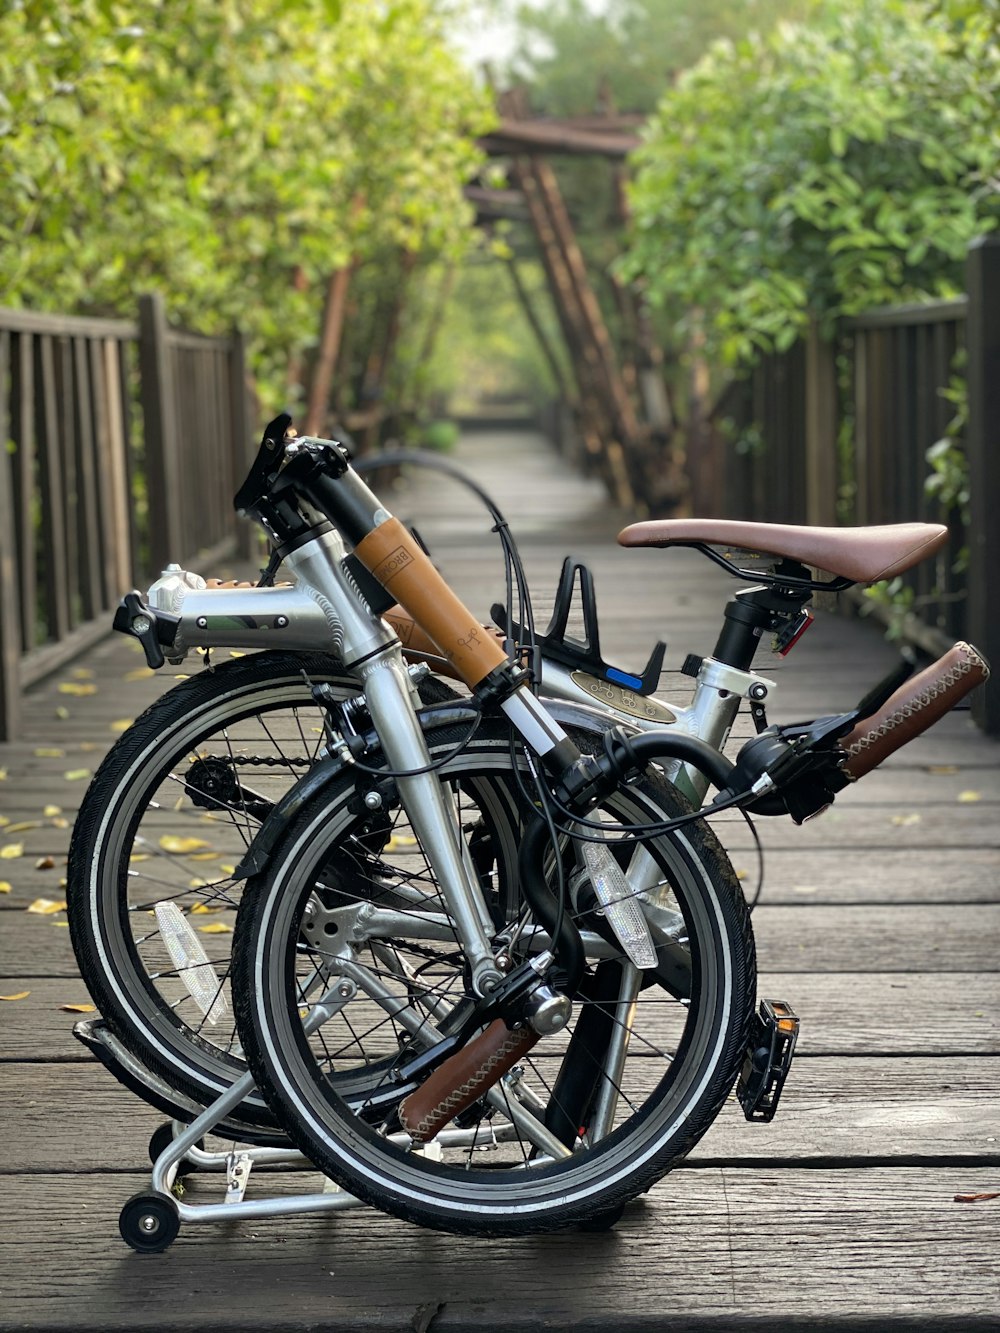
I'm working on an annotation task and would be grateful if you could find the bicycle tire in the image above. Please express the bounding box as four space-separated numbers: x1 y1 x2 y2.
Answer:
67 650 453 1130
233 721 756 1235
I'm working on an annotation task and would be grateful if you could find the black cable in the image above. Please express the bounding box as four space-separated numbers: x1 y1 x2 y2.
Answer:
737 806 765 911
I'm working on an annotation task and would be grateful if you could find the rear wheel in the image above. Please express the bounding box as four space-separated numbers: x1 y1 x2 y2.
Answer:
233 722 756 1235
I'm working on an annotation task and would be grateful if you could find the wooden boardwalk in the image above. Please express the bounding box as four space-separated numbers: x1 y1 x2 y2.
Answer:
1 428 998 1331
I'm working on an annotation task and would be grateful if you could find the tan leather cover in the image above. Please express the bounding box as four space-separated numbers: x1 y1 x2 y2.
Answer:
355 517 509 688
386 608 507 684
617 519 948 585
399 1020 540 1143
841 642 990 779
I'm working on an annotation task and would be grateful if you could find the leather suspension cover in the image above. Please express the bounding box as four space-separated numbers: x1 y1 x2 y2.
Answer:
354 517 509 689
398 1020 540 1143
841 641 990 780
384 607 508 684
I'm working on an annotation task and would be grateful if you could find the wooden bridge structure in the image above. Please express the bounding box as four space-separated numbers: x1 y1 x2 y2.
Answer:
1 428 998 1331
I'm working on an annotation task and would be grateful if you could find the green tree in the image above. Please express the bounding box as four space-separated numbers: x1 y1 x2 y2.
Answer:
0 0 492 400
623 0 1000 364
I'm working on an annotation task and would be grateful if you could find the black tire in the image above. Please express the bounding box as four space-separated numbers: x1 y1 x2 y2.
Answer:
233 722 756 1236
67 650 423 1130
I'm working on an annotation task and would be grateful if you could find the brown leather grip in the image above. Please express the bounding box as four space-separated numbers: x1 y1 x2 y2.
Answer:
398 1021 540 1143
841 641 990 780
385 607 507 685
354 517 509 689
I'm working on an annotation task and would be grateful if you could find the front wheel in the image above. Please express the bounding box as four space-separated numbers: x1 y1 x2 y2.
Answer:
233 722 756 1235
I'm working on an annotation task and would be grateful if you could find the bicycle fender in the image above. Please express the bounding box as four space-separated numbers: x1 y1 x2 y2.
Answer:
233 697 633 880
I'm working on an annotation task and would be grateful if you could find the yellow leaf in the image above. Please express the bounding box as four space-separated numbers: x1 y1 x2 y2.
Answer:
63 769 91 782
55 706 70 720
957 791 982 804
793 885 818 895
53 921 69 927
124 667 154 681
926 764 958 775
79 742 97 752
735 869 748 881
159 835 211 854
43 805 62 818
386 834 418 850
220 864 237 876
34 747 65 758
34 856 56 870
110 719 134 733
27 897 65 915
5 821 40 834
190 902 222 914
0 881 11 893
198 921 232 934
58 682 97 696
0 816 7 827
229 651 246 658
50 817 69 829
0 768 7 780
189 851 219 861
1 843 24 859
129 853 149 862
59 1003 96 1013
0 991 30 1001
71 667 94 679
890 813 921 827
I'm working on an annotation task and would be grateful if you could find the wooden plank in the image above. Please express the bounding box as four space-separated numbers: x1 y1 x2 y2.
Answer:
0 1168 995 1327
4 1055 999 1173
3 972 998 1061
11 332 37 655
56 335 80 631
138 293 182 577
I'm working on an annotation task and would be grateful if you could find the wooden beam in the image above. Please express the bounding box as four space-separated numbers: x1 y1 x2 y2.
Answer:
480 119 639 159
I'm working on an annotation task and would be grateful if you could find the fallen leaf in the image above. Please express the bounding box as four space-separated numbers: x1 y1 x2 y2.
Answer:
110 719 134 733
735 869 748 881
954 1192 1000 1204
63 769 91 782
49 817 69 829
0 816 7 828
5 821 41 834
43 805 62 818
926 764 958 775
0 882 11 894
53 921 69 927
71 667 94 680
27 897 66 914
34 856 56 870
59 1003 96 1013
1 843 24 860
190 902 224 914
33 747 65 758
0 991 30 1001
957 791 982 803
229 651 246 659
129 853 149 862
124 667 154 682
386 834 418 850
189 851 219 862
0 768 7 780
890 813 921 827
220 864 237 876
198 921 232 934
58 682 97 696
793 885 818 895
159 835 211 854
55 706 70 720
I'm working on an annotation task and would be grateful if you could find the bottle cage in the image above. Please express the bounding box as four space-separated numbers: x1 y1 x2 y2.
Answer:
493 556 666 698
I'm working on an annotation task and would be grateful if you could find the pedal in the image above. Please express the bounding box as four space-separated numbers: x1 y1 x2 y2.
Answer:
737 999 799 1122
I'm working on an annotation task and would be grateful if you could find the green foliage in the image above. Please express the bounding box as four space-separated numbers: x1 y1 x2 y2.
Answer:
0 0 493 399
624 0 1000 364
419 419 460 451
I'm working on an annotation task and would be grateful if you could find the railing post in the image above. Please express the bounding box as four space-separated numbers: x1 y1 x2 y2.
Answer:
0 332 20 741
965 241 997 741
138 292 181 578
804 320 838 526
228 327 255 561
964 237 1000 734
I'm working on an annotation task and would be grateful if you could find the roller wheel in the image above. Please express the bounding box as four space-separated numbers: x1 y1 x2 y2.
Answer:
119 1192 181 1253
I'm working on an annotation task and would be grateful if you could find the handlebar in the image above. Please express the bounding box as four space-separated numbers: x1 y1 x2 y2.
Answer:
840 641 989 779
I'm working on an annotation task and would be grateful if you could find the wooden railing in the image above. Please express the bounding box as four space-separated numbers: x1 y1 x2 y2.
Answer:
708 236 1000 734
0 296 253 741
